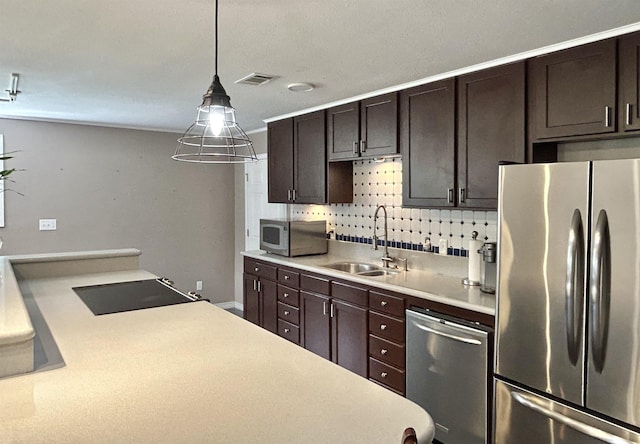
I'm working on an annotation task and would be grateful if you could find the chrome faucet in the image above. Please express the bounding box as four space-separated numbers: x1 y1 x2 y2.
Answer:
373 205 394 268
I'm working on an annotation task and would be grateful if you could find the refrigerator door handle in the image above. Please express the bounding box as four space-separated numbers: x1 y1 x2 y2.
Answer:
565 209 585 366
511 391 634 444
413 322 482 345
590 209 611 374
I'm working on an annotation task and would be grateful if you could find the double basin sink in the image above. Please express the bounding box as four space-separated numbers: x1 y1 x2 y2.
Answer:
320 261 401 277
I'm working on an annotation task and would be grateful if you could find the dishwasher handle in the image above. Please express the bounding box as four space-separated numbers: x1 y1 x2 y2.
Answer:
412 322 483 345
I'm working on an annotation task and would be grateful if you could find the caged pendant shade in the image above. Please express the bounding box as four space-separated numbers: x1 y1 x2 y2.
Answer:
173 0 257 164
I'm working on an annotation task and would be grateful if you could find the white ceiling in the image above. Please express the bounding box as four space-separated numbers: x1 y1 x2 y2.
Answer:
1 1 640 134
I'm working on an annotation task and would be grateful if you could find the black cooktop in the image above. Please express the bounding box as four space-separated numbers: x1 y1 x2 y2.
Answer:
73 278 196 316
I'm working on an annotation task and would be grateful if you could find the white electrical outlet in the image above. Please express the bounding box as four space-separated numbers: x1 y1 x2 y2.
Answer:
196 280 203 291
39 219 57 231
438 238 448 256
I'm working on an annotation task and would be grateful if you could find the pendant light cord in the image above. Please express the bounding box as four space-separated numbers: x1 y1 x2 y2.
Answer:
214 0 219 77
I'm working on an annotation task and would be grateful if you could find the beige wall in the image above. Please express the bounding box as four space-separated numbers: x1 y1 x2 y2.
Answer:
0 118 236 303
234 129 267 305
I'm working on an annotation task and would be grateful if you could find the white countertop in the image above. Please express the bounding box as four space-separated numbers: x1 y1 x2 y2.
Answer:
243 250 496 316
0 252 433 443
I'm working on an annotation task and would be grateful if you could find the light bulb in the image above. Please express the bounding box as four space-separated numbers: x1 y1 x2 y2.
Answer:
210 107 225 136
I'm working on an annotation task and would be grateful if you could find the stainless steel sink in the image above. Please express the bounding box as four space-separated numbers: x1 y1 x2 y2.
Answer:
357 269 400 277
321 262 380 274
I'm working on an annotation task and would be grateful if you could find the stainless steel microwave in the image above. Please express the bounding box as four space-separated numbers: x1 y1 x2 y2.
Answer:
259 219 327 257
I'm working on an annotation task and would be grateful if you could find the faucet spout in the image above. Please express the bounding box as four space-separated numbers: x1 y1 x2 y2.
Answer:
373 205 393 267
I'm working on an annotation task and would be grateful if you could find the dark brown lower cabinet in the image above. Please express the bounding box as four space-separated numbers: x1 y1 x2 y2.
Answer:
243 273 277 334
300 291 369 378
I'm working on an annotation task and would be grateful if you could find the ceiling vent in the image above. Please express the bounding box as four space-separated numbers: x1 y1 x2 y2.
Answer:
234 73 277 86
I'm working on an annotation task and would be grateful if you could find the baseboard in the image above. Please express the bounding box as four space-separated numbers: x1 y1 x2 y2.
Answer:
214 301 243 311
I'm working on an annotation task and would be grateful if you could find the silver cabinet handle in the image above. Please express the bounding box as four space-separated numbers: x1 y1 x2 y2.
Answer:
590 209 611 374
511 391 632 443
287 189 292 201
565 209 584 366
323 300 327 316
380 372 388 378
353 141 359 155
330 303 335 318
380 301 388 307
254 267 259 272
291 189 297 201
284 310 290 316
447 188 454 203
252 280 257 292
283 292 289 298
284 328 290 333
380 324 387 331
414 322 482 345
360 139 366 153
627 103 632 126
604 106 611 127
257 281 262 293
381 349 388 355
459 188 466 203
284 275 290 280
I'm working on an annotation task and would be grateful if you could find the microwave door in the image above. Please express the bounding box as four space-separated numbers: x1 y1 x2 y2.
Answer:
261 224 289 254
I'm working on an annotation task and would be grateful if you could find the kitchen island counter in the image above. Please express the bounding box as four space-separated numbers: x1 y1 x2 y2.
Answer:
0 250 433 443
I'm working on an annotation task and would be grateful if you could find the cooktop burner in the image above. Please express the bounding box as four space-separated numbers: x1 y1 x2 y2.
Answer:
73 278 198 316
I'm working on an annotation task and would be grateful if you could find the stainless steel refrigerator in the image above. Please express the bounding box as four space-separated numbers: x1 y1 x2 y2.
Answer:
494 159 640 443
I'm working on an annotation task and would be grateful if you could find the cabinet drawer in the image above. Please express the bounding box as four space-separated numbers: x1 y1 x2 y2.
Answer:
277 285 300 308
300 273 330 294
278 268 300 287
369 311 405 343
369 357 405 393
369 290 404 317
277 301 300 325
369 334 405 369
331 281 368 307
245 259 277 281
278 319 300 345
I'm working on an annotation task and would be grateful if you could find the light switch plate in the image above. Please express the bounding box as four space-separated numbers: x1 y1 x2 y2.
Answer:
196 280 203 291
438 238 448 255
39 219 57 231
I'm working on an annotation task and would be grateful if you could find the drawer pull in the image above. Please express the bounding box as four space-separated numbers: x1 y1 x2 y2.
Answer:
380 324 387 331
284 328 290 333
381 349 388 355
284 310 290 316
283 293 289 298
254 267 260 272
380 301 388 307
381 372 388 378
284 275 290 280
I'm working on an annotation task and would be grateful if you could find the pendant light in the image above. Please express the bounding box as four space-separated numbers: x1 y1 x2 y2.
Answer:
173 0 257 164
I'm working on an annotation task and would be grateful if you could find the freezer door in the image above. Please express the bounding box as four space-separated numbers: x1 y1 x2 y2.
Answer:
494 379 640 443
496 162 589 405
587 159 640 427
406 310 489 444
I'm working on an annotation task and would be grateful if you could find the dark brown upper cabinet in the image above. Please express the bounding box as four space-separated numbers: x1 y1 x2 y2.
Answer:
401 79 456 208
327 93 398 161
530 39 617 139
268 111 326 204
619 31 640 132
267 118 294 203
457 62 526 209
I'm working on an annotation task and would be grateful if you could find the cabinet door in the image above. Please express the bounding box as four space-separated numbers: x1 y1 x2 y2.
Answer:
457 62 525 209
360 93 398 157
619 31 640 132
260 279 278 334
531 39 616 139
293 111 326 204
300 291 331 360
331 299 368 378
243 274 260 326
401 78 456 207
327 102 360 161
267 118 294 203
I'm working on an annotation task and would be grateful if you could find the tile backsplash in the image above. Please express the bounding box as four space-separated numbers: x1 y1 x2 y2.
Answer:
291 158 497 256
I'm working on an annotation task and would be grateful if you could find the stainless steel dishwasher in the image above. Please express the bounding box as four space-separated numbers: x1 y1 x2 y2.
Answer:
406 308 492 444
